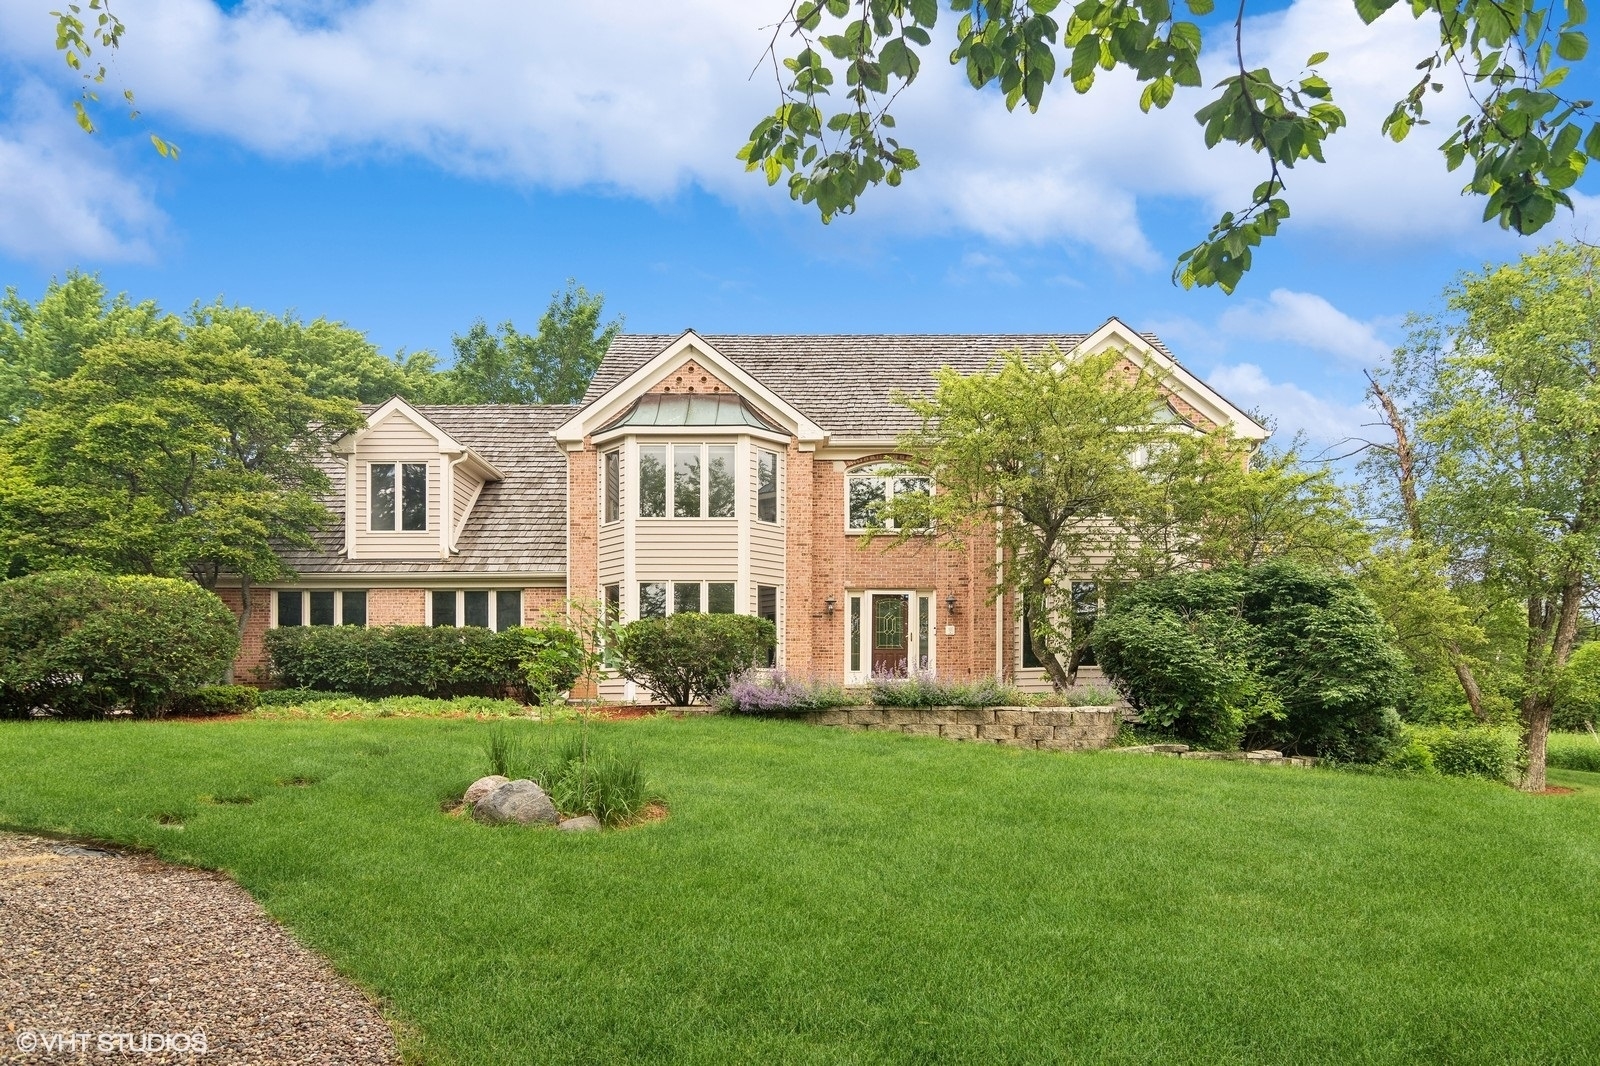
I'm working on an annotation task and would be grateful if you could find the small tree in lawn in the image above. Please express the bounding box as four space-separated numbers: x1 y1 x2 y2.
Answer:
882 345 1257 691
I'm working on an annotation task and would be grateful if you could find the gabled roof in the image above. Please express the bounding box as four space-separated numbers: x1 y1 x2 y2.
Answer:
280 404 575 577
333 396 505 481
582 322 1265 440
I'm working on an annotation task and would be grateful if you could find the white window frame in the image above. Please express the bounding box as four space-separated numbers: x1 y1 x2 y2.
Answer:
635 580 740 620
638 442 739 521
368 461 430 533
844 589 936 684
602 448 622 526
425 589 523 631
756 448 782 525
270 589 369 628
844 465 932 533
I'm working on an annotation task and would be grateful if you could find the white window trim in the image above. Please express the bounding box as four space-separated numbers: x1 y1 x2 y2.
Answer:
844 589 936 684
367 461 430 534
637 442 740 521
601 448 622 526
424 589 523 631
634 580 741 620
844 465 932 534
755 447 782 526
270 589 368 628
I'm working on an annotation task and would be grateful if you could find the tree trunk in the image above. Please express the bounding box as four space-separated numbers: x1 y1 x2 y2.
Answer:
1522 570 1587 791
225 579 252 685
1026 579 1073 692
1367 371 1487 721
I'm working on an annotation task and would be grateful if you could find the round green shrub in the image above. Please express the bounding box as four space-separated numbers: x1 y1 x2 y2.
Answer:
1093 560 1407 760
613 614 776 706
1554 642 1600 731
0 572 239 719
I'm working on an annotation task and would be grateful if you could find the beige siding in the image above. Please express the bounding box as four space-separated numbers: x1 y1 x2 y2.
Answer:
598 525 625 584
352 412 443 560
599 448 625 584
451 466 484 548
633 519 739 580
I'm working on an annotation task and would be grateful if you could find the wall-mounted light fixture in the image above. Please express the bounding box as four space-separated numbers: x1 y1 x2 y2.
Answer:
945 595 958 613
825 597 837 615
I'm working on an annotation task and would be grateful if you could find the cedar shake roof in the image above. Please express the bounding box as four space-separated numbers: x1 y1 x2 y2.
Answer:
584 332 1182 437
279 404 575 577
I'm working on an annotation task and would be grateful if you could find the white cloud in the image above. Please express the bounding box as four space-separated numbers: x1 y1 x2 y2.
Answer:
0 0 1555 265
0 81 164 263
1208 362 1373 446
1219 289 1393 365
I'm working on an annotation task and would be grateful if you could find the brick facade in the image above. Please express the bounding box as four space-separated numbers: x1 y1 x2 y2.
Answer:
567 439 598 609
214 587 272 684
648 360 733 396
521 585 568 624
368 588 426 626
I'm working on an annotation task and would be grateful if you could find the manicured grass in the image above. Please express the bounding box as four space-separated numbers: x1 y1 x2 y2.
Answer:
2 717 1598 1065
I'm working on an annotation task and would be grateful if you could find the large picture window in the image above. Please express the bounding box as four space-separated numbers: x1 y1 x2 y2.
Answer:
370 462 428 532
638 443 740 520
275 589 368 628
845 467 931 531
639 580 740 619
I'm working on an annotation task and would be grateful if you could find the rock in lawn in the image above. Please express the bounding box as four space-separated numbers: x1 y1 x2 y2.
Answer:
473 780 559 826
559 815 602 833
463 775 509 806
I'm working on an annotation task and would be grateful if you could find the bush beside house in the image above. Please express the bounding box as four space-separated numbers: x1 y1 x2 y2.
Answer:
612 614 776 706
264 623 586 703
0 572 239 719
1093 560 1408 761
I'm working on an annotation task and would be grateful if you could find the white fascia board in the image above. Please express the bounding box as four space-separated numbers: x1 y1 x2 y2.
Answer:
1077 318 1270 441
589 423 794 449
333 396 506 479
215 572 568 589
552 331 826 445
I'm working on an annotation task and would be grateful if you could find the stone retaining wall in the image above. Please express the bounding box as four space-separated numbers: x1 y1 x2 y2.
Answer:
797 706 1122 752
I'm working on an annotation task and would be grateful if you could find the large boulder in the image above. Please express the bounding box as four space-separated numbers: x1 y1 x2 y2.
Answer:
463 775 509 807
473 779 559 826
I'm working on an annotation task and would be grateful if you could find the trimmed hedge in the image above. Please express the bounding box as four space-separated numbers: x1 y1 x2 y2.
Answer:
170 684 260 717
1093 560 1407 761
0 572 239 719
613 614 776 706
263 623 585 703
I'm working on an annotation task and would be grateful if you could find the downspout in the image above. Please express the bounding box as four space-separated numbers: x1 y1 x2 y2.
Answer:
994 524 1004 679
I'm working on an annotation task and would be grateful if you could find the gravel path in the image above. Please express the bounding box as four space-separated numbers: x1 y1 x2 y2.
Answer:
0 834 398 1064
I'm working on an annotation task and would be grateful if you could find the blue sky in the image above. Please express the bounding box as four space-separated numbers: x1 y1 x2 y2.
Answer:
0 0 1595 450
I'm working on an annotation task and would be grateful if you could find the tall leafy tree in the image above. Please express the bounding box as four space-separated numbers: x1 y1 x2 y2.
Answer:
1364 241 1600 790
742 0 1596 291
0 272 178 422
0 337 361 634
444 280 622 404
880 345 1284 690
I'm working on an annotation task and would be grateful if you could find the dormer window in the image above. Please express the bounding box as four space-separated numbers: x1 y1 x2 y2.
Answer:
371 462 428 532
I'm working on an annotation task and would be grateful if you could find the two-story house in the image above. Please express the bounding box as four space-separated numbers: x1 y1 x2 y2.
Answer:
220 318 1267 699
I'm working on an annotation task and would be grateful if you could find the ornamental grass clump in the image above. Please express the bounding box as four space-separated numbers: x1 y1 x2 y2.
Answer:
531 732 657 826
717 671 852 714
868 671 1028 708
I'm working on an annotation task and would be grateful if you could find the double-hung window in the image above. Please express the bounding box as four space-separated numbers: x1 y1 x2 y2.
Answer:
756 449 779 523
603 449 621 524
370 462 428 532
845 466 931 531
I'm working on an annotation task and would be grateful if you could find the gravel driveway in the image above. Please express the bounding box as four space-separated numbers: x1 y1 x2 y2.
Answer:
0 834 398 1064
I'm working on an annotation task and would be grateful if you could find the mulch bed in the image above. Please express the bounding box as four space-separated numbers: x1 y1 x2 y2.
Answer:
0 834 398 1064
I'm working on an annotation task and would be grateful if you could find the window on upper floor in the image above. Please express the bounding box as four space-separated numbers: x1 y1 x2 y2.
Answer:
757 449 779 524
845 465 931 532
638 443 738 520
370 462 428 532
603 449 620 524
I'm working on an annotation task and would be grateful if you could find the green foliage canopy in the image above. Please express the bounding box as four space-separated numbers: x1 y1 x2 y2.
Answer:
743 0 1596 292
442 281 622 405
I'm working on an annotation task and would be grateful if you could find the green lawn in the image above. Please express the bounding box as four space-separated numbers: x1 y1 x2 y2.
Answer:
3 717 1598 1065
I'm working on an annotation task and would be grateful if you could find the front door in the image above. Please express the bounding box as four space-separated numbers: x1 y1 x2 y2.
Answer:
871 594 910 676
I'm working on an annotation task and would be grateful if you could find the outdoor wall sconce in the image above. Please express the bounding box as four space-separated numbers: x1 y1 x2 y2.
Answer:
945 595 958 613
825 597 837 614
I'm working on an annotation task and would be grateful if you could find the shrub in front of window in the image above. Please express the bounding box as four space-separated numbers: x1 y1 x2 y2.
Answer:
0 572 239 719
264 622 586 701
1094 560 1407 760
613 614 777 706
